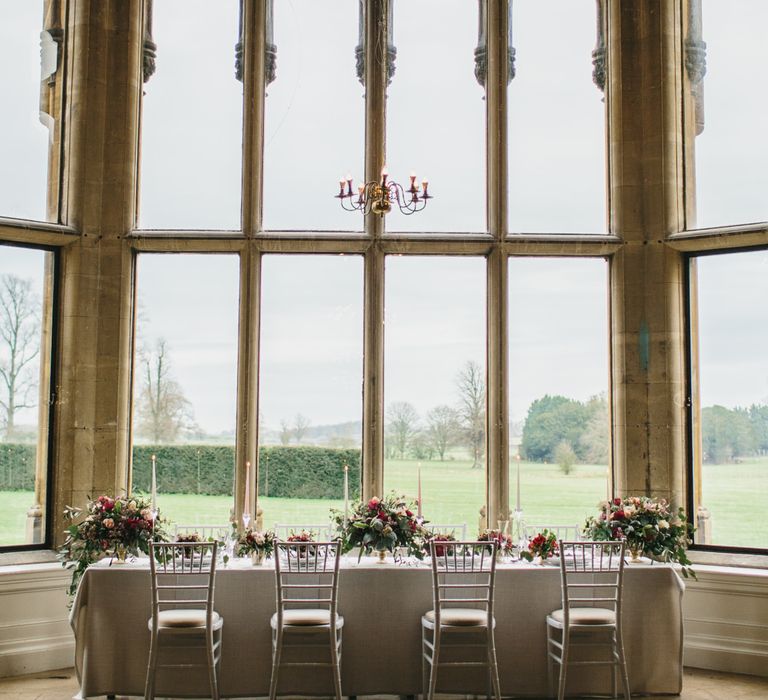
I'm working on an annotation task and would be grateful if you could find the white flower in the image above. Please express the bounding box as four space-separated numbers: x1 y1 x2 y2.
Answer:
624 505 636 517
103 518 114 528
126 500 137 512
658 519 670 529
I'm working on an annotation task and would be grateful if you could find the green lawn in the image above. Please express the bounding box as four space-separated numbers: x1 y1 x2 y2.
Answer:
2 457 765 547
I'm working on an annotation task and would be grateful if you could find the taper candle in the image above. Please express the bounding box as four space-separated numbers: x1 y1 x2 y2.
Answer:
417 464 422 517
343 464 349 527
151 454 157 515
243 461 251 528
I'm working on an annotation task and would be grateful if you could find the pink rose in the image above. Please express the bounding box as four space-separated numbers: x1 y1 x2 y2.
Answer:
368 497 380 510
103 518 114 528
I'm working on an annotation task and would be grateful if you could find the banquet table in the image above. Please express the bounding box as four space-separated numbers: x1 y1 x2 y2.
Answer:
70 557 684 698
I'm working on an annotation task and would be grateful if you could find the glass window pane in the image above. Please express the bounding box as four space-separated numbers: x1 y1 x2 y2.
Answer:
691 250 768 548
508 258 609 527
257 255 363 530
0 1 50 221
131 254 240 530
263 1 363 232
507 1 606 233
0 245 53 547
386 0 486 233
139 0 242 230
384 257 486 532
690 2 768 229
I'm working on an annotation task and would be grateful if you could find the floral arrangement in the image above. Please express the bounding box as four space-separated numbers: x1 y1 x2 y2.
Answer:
237 528 276 558
333 493 427 560
286 530 315 543
478 528 514 556
175 532 201 558
58 494 168 596
584 496 696 578
520 529 559 562
425 532 457 557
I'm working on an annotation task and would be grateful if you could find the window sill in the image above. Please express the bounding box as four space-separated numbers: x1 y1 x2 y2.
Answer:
0 549 59 569
688 549 768 571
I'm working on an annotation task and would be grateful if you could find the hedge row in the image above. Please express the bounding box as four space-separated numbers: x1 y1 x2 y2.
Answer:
0 444 37 490
0 443 362 500
132 445 361 500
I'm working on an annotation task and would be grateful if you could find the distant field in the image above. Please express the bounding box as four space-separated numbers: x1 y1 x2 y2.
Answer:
1 457 765 548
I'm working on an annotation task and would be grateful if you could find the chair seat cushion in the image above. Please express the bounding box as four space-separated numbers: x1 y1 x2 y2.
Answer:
150 609 222 629
548 607 616 625
271 609 344 627
423 608 490 626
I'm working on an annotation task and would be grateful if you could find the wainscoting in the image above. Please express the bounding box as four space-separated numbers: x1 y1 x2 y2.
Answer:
682 565 768 677
0 564 73 677
0 561 766 679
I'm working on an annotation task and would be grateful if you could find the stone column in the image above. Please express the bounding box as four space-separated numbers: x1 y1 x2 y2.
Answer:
52 1 142 544
608 0 688 507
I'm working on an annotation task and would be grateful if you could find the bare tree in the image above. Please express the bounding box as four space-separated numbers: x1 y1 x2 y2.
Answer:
293 413 311 444
0 275 41 438
279 419 292 446
456 360 485 469
134 338 193 443
426 405 460 460
386 401 419 459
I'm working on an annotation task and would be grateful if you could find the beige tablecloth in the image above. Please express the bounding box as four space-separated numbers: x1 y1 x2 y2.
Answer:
70 558 684 698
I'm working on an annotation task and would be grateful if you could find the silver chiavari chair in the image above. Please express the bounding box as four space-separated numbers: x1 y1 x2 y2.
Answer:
422 540 501 700
146 541 223 700
546 540 630 700
269 540 343 700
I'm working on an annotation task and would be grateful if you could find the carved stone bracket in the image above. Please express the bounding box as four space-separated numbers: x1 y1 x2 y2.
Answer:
474 0 515 88
235 0 276 85
592 0 606 93
685 38 707 85
143 0 156 82
356 0 396 87
685 0 706 134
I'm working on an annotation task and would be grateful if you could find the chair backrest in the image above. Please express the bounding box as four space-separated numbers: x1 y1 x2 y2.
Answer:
273 523 332 541
149 541 218 627
174 524 231 541
274 541 341 621
427 523 468 540
524 524 582 541
429 540 497 623
558 541 626 618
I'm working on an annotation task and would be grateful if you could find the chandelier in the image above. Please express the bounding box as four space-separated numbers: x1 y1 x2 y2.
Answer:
335 167 432 216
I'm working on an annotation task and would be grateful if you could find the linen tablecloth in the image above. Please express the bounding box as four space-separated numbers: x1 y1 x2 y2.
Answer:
70 558 684 698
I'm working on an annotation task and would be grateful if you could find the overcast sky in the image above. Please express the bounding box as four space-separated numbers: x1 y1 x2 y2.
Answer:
0 1 766 436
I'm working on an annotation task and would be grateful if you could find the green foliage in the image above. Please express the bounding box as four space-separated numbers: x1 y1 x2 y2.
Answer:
258 446 361 500
747 404 768 454
701 405 755 463
0 444 36 490
521 395 590 462
554 441 576 475
133 445 236 495
132 444 361 501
